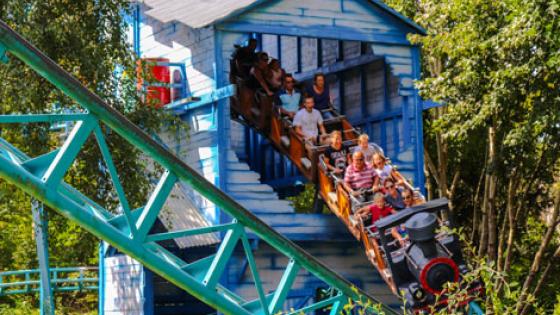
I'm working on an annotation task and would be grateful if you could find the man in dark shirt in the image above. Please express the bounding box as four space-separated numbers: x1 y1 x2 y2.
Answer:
305 73 333 119
232 38 258 78
323 130 349 177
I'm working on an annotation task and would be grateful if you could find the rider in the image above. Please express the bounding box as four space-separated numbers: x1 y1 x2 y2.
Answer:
343 151 379 203
323 130 350 177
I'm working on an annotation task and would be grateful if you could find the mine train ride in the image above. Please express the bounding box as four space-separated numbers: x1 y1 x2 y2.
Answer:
229 59 483 313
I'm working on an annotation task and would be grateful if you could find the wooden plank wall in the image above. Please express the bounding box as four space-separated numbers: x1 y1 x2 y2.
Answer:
218 0 424 186
226 32 417 181
222 0 413 44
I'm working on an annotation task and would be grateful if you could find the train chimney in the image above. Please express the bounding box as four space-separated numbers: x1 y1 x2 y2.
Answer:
406 212 438 258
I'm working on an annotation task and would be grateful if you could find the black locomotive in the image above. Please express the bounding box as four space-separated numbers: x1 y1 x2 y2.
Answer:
374 198 483 312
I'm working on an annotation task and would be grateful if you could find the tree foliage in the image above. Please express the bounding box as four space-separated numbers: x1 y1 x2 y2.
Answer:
0 1 181 312
385 0 560 312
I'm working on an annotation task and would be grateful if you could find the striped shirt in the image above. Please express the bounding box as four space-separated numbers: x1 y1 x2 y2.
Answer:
344 164 377 189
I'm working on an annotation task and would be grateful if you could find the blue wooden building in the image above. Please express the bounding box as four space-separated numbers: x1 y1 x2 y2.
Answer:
101 1 426 313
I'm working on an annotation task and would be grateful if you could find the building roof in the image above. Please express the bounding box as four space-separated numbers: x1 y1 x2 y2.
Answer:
159 183 220 248
143 0 263 29
143 0 425 35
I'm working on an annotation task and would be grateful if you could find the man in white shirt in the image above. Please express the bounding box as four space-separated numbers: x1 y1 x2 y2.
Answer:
293 96 327 145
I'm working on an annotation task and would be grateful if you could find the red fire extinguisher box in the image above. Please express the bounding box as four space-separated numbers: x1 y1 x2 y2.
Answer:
137 58 171 108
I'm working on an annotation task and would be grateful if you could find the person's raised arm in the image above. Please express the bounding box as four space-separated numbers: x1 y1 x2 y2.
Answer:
372 175 381 192
391 167 413 190
391 227 407 247
323 156 335 172
353 205 370 220
253 68 274 96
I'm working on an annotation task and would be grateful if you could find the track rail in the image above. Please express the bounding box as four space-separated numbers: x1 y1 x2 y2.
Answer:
0 20 397 315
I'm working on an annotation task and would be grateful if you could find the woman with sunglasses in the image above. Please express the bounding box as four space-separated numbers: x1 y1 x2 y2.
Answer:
402 188 425 208
384 178 405 210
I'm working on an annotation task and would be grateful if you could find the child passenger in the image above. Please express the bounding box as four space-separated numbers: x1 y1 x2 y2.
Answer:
353 193 396 232
371 152 406 186
352 134 383 163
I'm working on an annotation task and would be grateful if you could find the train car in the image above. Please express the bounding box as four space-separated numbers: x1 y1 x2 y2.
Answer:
231 76 360 181
230 67 483 313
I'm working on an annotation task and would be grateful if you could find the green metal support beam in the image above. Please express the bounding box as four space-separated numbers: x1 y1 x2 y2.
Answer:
93 125 136 235
269 259 300 315
203 224 243 288
31 200 55 315
135 170 176 241
42 117 96 186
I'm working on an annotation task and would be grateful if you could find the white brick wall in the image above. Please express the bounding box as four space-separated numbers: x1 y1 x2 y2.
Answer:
103 255 145 314
140 5 216 97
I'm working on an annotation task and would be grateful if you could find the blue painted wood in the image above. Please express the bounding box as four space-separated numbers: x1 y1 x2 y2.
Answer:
294 53 382 82
143 269 154 315
217 0 422 44
401 96 411 148
316 38 323 67
380 120 387 150
360 67 368 117
215 29 232 226
411 46 425 191
134 0 427 308
392 117 400 154
218 22 411 45
423 100 443 110
338 72 345 114
277 35 282 64
337 40 344 62
167 85 236 115
262 176 306 189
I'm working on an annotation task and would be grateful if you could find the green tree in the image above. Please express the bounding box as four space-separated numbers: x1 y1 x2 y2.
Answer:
0 1 180 312
385 0 560 312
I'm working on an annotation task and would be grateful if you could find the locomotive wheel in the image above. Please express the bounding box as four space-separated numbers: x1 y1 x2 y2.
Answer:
419 257 460 294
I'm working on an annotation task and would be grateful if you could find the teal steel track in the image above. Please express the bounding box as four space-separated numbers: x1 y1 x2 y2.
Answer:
0 267 98 296
0 20 397 315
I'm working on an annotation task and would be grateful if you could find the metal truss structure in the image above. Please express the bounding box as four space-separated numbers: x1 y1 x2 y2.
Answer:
0 20 397 315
